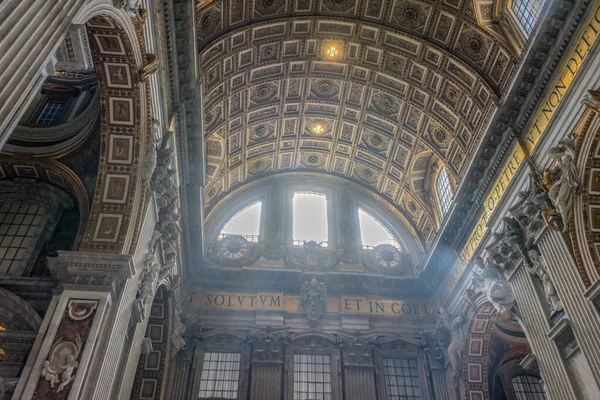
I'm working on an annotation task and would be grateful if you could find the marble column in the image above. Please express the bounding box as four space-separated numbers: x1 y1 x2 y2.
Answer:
0 0 88 148
508 263 578 399
13 251 136 400
539 229 600 389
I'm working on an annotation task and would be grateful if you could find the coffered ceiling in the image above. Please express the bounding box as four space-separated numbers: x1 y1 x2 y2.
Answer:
196 0 516 244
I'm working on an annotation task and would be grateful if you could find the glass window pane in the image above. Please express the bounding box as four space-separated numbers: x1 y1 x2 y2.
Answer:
512 375 547 400
0 202 46 275
383 358 422 399
512 0 545 36
37 101 66 125
436 167 453 216
358 208 401 249
220 201 261 242
198 352 241 399
293 354 332 399
293 192 328 245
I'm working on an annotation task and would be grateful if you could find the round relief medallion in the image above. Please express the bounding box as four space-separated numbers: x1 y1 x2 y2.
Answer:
369 135 383 148
307 155 320 164
468 37 482 54
403 8 419 21
408 201 417 213
434 129 447 143
254 125 270 138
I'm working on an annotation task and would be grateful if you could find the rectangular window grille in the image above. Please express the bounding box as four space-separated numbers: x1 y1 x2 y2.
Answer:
512 0 544 36
436 167 453 216
293 354 332 400
37 101 66 125
0 203 44 274
512 375 546 400
198 352 241 399
383 358 422 400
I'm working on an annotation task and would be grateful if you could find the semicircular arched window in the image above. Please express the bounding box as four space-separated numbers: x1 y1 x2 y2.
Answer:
358 208 400 250
436 166 453 216
219 201 262 243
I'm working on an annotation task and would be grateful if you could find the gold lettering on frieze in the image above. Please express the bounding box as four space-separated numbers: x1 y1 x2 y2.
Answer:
195 292 285 311
192 292 436 317
450 1 600 298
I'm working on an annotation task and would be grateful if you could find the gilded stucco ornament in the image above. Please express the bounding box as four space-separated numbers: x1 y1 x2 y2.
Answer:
541 136 581 233
300 278 327 327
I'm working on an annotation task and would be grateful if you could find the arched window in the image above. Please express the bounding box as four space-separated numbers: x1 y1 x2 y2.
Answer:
436 167 453 216
511 0 544 36
511 375 546 400
358 208 400 249
293 191 328 246
220 201 261 242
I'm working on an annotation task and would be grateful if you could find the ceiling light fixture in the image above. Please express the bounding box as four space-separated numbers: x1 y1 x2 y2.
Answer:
326 47 338 57
312 124 324 134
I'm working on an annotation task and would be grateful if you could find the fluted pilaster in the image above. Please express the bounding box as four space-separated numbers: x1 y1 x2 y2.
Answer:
540 231 600 387
509 265 577 399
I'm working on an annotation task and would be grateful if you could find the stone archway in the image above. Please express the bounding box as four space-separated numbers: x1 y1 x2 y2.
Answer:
74 11 153 256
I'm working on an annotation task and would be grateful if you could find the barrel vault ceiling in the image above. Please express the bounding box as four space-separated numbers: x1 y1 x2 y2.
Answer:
196 0 516 244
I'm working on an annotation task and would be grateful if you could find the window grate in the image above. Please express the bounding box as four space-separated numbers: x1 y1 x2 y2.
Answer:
383 358 422 400
293 354 332 400
37 101 66 125
436 167 453 216
0 203 44 274
512 375 546 400
512 0 544 36
198 352 241 399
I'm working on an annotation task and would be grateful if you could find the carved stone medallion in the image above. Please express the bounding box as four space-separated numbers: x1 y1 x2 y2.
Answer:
207 235 261 266
300 278 327 327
